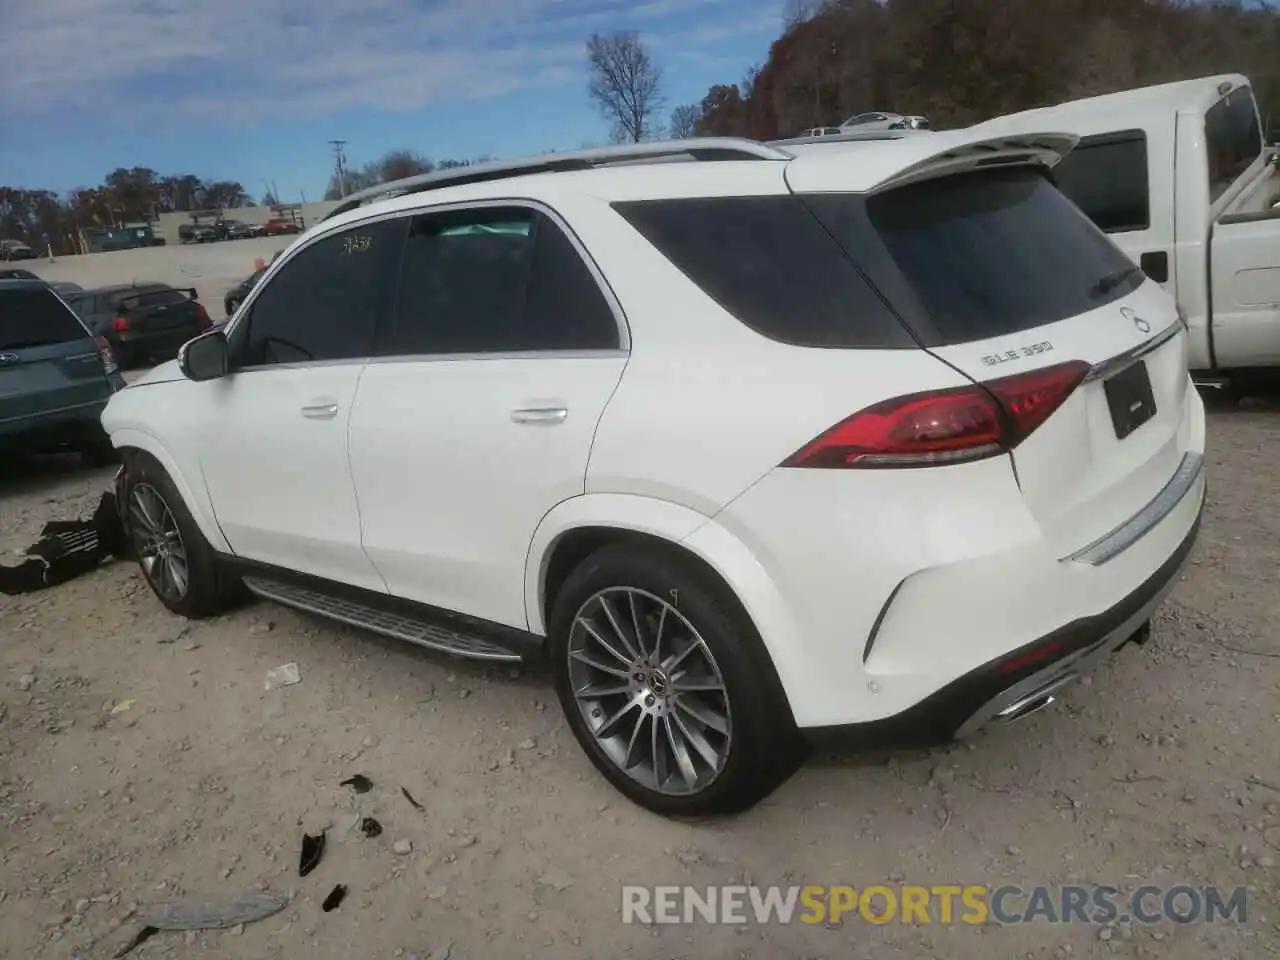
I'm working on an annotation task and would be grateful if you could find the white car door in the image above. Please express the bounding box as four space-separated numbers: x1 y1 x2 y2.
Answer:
348 204 628 629
197 217 406 592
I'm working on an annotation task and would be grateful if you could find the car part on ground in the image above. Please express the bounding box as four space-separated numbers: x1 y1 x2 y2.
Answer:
101 132 1206 816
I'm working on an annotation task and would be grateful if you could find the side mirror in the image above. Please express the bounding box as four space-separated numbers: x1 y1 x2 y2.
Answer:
179 330 229 381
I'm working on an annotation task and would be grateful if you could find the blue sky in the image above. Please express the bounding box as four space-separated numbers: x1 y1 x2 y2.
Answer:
0 0 782 201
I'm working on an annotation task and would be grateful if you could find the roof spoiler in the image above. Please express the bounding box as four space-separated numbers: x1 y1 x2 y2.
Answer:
869 132 1079 193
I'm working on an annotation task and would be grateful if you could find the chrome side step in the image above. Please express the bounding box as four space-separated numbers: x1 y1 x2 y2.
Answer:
242 576 521 662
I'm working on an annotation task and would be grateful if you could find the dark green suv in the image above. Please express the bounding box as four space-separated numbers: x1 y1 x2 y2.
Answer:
0 280 126 463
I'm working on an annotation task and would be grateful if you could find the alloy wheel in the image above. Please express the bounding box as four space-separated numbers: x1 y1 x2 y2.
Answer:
128 482 189 602
566 587 732 796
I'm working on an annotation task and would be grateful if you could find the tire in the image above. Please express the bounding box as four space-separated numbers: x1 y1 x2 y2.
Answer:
548 544 806 817
120 452 245 618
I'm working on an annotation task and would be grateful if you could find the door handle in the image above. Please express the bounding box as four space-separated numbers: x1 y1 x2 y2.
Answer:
301 403 339 420
511 407 568 425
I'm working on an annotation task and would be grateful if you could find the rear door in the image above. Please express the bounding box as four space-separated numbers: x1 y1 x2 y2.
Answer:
348 205 627 628
805 166 1193 557
0 286 112 424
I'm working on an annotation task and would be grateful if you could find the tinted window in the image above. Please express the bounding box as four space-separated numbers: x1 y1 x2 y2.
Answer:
0 288 88 348
110 286 188 309
240 219 404 366
0 269 39 280
612 196 913 348
806 167 1142 345
1051 132 1150 233
384 207 618 355
1206 86 1263 203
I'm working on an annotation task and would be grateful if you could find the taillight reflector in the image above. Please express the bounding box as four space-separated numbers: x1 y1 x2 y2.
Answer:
111 315 129 332
193 301 211 328
782 360 1091 469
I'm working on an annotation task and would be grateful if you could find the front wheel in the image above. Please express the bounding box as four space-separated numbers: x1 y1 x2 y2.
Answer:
121 453 244 618
549 544 805 817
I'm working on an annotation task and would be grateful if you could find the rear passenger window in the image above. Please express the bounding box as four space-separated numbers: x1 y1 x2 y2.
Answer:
1051 131 1150 233
383 207 618 356
238 219 405 367
0 288 87 348
612 196 914 348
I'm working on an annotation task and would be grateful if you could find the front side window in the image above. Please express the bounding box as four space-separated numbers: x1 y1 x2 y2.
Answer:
237 219 405 367
1206 85 1263 203
1052 131 1151 233
383 206 619 356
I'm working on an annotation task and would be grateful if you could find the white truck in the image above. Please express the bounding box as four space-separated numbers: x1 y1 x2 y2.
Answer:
976 74 1280 396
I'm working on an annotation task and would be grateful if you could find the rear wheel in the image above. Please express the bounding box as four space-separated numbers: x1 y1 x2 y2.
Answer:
121 453 244 618
549 544 805 817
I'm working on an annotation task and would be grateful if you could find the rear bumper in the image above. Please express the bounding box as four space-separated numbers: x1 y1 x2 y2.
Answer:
110 328 202 361
0 398 112 451
806 493 1203 748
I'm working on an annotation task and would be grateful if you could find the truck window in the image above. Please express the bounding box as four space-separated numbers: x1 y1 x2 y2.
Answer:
1051 131 1150 233
1206 85 1263 203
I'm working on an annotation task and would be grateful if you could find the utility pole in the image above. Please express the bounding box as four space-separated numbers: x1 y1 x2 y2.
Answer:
328 140 349 198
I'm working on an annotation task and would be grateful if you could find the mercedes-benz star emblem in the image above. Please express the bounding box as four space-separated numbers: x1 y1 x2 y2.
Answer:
1120 307 1150 334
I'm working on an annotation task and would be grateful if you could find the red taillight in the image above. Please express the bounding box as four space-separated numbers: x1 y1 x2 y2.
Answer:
782 360 1091 469
94 335 118 375
193 301 211 328
111 315 129 332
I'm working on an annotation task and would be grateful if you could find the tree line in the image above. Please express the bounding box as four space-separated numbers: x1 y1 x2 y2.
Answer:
587 0 1280 144
0 169 254 255
322 150 490 201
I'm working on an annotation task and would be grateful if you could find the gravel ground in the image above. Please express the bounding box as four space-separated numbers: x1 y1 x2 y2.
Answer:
1 400 1278 960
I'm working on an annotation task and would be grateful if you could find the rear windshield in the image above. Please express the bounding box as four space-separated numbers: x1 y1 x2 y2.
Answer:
110 286 188 309
0 288 89 349
0 269 40 280
1206 85 1263 203
610 196 915 348
806 167 1144 345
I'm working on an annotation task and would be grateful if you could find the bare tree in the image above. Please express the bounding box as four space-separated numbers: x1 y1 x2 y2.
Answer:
586 31 665 143
668 104 702 139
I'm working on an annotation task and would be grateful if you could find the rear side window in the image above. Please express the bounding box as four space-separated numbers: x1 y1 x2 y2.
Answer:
612 196 914 348
806 167 1143 346
384 206 619 356
1206 85 1263 203
1051 131 1150 233
0 288 88 349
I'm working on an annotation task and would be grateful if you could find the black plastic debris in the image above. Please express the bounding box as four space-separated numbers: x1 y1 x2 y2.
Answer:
0 491 130 595
401 786 424 811
299 830 326 876
340 774 373 794
360 816 383 838
113 924 158 958
322 884 347 912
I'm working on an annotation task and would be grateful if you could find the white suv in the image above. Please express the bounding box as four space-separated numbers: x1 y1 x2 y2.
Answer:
102 132 1207 816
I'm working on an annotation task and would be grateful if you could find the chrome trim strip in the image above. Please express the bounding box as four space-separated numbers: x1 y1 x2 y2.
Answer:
1065 452 1204 566
1082 321 1182 383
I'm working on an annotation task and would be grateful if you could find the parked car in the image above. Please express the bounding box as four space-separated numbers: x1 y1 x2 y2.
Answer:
974 73 1278 400
260 218 302 236
102 130 1204 816
1 239 38 261
178 223 219 244
217 220 256 241
0 279 124 462
63 283 213 369
223 266 266 316
840 112 930 131
0 268 83 298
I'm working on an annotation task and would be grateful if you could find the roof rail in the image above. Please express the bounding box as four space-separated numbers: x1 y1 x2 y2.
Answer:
768 129 934 148
323 138 790 221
